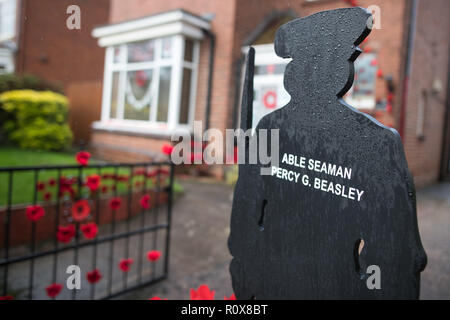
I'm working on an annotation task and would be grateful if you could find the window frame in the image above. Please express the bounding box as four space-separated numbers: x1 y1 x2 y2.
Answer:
0 0 16 42
100 34 200 134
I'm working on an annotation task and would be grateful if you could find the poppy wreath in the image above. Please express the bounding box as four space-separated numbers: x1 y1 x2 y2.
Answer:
72 199 90 222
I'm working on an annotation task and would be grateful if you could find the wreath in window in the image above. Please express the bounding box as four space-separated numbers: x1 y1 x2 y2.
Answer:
126 70 152 110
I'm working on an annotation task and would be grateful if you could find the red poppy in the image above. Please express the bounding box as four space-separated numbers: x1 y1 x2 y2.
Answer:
109 197 122 210
36 181 46 191
134 169 145 176
26 205 45 222
158 168 170 176
146 170 157 178
56 224 76 243
190 284 215 300
76 151 91 166
48 178 56 187
149 296 167 300
117 174 129 182
119 258 133 272
110 185 117 192
0 295 13 300
59 186 75 199
140 194 151 209
101 173 110 180
386 103 393 113
147 250 161 262
43 192 52 201
387 93 394 103
86 174 101 192
86 269 102 284
59 176 76 198
377 69 384 78
224 293 236 300
72 199 90 222
161 144 174 155
363 46 372 53
101 186 109 193
81 222 98 239
46 283 63 298
134 181 142 188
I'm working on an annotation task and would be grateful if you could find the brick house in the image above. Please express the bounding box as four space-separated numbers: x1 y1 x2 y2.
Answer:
2 0 448 186
90 0 449 186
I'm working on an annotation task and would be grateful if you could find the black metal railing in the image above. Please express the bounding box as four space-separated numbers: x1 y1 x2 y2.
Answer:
0 161 174 300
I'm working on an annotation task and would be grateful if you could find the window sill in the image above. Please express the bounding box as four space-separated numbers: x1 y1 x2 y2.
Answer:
92 121 192 140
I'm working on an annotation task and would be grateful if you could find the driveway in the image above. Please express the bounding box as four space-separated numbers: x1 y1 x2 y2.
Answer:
121 179 449 300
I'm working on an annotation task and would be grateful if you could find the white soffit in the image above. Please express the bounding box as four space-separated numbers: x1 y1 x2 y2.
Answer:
92 9 211 47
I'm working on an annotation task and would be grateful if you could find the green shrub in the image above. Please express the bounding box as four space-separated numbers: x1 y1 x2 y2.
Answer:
0 73 63 94
0 90 73 150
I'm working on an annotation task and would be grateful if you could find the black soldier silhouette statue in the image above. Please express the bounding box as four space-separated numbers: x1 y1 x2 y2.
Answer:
228 7 427 299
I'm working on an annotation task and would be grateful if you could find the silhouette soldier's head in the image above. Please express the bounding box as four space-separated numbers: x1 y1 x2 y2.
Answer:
274 7 372 102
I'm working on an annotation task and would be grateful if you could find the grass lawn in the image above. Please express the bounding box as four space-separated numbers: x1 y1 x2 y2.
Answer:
0 147 180 206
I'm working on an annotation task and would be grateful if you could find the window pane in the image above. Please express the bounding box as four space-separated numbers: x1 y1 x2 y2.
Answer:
161 37 172 59
157 67 171 122
124 70 152 120
113 46 122 63
184 39 194 62
128 40 155 63
0 0 16 39
110 72 120 119
179 68 192 124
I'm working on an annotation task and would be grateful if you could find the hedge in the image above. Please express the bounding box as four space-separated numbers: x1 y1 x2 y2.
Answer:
0 90 73 151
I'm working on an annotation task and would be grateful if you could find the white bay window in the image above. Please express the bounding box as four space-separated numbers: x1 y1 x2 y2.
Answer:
92 10 209 135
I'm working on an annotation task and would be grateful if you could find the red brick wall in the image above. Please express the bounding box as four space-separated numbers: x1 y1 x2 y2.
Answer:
402 0 450 186
16 0 110 90
67 80 103 145
90 130 170 162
